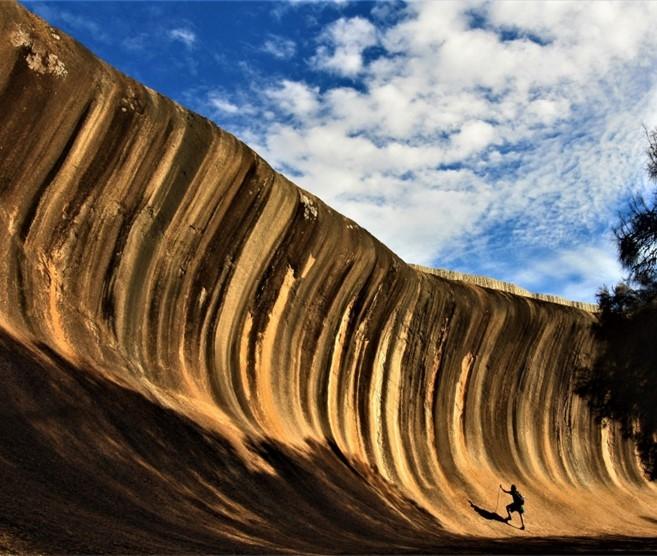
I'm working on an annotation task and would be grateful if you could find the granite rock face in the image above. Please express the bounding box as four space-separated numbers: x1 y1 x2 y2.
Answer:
0 3 655 552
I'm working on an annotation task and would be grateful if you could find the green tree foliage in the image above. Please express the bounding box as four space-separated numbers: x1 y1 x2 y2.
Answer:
577 130 657 480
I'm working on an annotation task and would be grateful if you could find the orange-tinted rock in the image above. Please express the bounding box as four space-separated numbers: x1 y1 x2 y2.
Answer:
0 2 655 552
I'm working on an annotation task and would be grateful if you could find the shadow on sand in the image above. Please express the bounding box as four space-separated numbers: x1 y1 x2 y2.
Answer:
468 500 525 530
468 500 508 524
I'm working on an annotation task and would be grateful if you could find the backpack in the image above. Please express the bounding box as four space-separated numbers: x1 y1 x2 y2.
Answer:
515 491 525 505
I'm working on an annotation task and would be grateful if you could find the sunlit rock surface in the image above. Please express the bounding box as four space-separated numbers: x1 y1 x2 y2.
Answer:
0 3 656 553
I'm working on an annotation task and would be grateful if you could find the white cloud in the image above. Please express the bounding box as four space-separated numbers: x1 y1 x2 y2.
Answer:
526 98 570 126
450 120 497 158
265 81 320 118
207 93 239 114
509 241 624 303
336 174 493 264
169 27 196 48
312 16 378 77
203 1 657 299
262 35 297 60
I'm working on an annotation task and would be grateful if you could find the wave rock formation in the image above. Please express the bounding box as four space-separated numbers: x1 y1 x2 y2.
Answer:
1 3 656 553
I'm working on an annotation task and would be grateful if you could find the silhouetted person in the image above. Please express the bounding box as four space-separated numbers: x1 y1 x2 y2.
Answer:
500 483 525 529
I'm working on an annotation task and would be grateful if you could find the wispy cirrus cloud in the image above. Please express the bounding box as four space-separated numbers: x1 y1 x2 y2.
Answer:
509 240 625 303
183 88 258 125
262 35 297 60
121 32 149 52
208 95 240 115
168 27 197 49
27 3 111 43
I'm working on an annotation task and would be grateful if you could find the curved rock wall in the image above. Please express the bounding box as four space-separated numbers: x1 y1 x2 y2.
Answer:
1 3 656 549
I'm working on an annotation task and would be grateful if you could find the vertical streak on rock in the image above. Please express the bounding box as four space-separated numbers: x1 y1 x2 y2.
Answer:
256 265 296 440
215 172 296 435
368 304 394 478
384 302 420 501
326 301 355 453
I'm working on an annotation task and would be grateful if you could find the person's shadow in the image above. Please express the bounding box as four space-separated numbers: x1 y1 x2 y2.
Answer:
468 500 509 525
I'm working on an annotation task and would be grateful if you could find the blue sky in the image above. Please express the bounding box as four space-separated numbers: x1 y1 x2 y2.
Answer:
23 1 657 302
